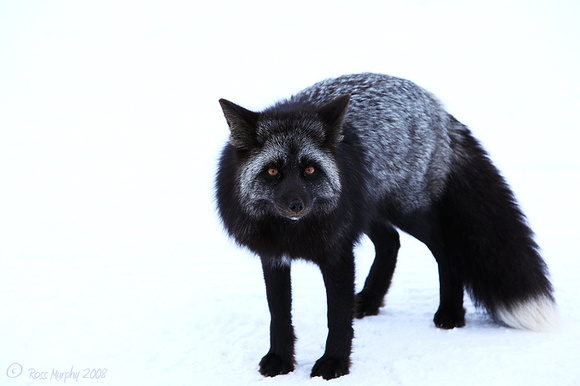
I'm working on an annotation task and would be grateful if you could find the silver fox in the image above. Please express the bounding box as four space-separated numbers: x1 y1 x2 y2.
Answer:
216 73 557 379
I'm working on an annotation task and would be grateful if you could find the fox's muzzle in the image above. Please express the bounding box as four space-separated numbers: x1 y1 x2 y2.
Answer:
273 176 312 219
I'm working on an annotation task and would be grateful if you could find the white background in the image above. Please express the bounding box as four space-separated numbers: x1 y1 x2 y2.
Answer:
1 1 579 384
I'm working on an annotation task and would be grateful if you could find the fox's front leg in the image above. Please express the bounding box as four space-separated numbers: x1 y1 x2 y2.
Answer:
311 252 355 379
259 258 296 377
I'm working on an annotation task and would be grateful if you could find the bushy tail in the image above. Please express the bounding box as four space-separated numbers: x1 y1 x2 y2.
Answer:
441 119 557 331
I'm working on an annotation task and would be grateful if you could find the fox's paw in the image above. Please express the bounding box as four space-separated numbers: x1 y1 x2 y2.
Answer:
310 355 350 380
354 291 384 319
259 352 294 377
434 306 466 329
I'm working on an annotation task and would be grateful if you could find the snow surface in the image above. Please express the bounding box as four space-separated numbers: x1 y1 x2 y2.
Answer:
1 1 579 385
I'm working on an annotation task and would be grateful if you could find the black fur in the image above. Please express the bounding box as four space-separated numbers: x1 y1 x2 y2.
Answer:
215 74 555 379
216 108 369 379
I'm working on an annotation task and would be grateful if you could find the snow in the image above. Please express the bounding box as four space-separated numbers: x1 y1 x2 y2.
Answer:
1 0 579 385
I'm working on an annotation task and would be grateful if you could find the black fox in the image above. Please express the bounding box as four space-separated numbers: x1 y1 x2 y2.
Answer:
215 73 556 379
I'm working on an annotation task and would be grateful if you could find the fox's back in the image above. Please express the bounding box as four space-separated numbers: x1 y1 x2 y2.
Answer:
289 73 454 212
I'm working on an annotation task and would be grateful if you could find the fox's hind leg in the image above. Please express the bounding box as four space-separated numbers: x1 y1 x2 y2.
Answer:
355 220 400 318
392 209 467 329
429 243 466 329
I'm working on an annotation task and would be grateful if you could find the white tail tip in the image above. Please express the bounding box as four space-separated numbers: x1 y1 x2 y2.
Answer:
495 296 559 331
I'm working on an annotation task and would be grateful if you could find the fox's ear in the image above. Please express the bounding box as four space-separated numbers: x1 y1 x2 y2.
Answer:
219 99 259 150
318 94 350 147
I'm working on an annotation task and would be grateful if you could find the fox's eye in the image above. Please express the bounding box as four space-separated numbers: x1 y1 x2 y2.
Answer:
305 166 315 175
268 168 279 176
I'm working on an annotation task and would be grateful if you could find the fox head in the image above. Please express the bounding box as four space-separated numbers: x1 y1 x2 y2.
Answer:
219 95 350 220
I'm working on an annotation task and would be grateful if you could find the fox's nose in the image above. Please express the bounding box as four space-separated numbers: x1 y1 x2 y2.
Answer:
289 199 305 214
